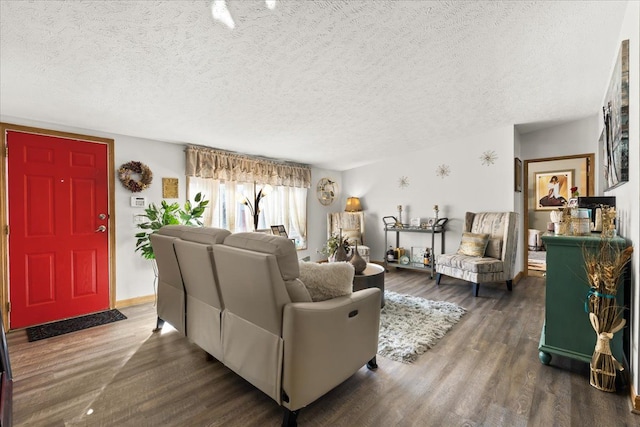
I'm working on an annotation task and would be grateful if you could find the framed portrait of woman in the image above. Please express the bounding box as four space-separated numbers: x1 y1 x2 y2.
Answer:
535 170 572 211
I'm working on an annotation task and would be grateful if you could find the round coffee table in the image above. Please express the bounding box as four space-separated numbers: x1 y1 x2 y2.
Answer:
352 263 385 308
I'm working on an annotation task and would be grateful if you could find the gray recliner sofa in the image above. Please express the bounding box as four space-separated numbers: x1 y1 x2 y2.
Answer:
151 227 381 426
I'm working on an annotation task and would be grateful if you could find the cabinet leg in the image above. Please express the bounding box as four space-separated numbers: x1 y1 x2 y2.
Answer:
539 351 552 365
506 280 513 291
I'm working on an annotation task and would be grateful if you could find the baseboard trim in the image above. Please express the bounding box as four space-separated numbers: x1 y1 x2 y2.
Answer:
632 383 640 413
115 295 155 308
514 270 524 284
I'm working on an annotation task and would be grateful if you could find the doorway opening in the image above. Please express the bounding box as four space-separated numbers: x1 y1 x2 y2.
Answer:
523 153 595 277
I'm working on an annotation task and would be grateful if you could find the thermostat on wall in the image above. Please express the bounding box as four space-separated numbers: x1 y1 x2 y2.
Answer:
130 196 147 208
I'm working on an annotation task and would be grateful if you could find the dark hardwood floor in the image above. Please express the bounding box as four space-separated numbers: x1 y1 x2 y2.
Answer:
8 270 638 426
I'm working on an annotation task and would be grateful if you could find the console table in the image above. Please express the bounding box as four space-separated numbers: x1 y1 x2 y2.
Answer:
539 233 628 366
383 218 448 279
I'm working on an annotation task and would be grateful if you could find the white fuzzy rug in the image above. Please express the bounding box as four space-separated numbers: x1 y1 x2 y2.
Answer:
378 291 467 363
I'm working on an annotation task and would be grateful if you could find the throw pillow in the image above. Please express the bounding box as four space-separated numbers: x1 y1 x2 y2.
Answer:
298 261 355 302
457 232 490 257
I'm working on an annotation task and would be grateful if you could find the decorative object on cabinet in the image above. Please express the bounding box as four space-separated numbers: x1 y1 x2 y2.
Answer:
602 39 629 191
118 161 153 192
384 217 448 279
535 170 572 210
436 164 450 178
436 212 517 297
396 205 403 226
583 238 633 392
316 178 336 206
539 234 629 387
398 176 409 188
162 177 179 198
480 150 497 166
514 157 522 192
345 197 362 212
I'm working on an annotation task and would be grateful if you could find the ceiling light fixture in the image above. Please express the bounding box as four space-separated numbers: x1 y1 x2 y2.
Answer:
265 0 277 10
211 0 235 29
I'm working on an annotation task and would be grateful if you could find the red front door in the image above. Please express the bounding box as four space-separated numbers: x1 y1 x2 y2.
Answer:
7 131 110 328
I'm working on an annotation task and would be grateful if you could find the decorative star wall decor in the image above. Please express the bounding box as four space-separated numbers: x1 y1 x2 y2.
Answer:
398 176 410 188
436 164 450 178
480 150 497 166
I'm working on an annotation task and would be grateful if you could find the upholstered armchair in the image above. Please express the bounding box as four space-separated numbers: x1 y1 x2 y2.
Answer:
327 211 370 262
436 211 518 297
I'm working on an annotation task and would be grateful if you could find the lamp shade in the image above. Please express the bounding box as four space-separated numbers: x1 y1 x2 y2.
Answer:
345 197 362 212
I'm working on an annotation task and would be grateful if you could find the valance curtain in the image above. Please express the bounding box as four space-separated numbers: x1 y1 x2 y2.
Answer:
185 145 311 188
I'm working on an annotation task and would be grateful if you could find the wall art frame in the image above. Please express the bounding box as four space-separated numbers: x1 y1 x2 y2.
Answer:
535 170 572 211
514 157 522 192
603 39 629 191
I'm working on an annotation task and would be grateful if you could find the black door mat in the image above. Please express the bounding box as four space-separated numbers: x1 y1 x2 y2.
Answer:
26 309 127 342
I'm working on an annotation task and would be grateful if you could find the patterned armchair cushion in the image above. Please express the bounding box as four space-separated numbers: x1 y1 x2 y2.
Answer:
437 254 504 274
457 232 490 257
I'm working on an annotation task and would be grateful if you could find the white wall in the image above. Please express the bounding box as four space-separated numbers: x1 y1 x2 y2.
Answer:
342 124 520 272
0 114 341 300
601 0 639 402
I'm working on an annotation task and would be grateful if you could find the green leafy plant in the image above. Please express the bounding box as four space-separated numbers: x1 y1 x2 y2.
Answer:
134 192 209 259
320 233 351 258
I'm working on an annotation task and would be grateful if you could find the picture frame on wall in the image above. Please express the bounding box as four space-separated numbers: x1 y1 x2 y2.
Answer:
535 170 572 211
514 158 522 192
603 39 629 191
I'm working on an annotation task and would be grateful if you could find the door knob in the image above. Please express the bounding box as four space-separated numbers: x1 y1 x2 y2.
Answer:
98 213 107 220
95 225 107 233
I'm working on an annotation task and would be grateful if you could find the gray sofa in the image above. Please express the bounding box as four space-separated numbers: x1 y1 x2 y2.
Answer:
150 226 381 426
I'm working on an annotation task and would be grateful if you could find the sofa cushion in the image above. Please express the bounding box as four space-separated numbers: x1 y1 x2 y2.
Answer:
298 261 354 302
457 232 490 257
224 232 299 280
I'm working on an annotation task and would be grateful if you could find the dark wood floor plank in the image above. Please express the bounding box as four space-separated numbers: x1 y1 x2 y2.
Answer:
7 270 637 426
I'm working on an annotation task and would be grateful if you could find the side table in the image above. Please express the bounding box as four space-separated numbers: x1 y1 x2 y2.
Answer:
353 263 385 308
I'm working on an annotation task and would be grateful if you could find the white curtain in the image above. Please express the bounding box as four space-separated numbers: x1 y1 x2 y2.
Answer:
188 178 307 247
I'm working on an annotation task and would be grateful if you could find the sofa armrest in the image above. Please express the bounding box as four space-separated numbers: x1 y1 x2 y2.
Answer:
281 288 380 410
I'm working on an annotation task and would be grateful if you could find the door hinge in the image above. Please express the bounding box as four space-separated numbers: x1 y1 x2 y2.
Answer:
3 144 6 157
6 302 10 313
4 225 8 235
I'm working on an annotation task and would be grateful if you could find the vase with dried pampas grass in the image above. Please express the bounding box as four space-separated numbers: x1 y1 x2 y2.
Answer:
583 230 633 392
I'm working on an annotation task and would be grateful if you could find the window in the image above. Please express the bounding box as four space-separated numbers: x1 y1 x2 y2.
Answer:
187 177 307 249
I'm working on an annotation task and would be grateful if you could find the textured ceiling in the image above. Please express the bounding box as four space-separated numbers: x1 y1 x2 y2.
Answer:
0 1 629 170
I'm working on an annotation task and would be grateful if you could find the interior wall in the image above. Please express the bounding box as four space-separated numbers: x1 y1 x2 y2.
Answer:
527 157 589 232
601 0 639 404
0 115 340 300
342 124 520 272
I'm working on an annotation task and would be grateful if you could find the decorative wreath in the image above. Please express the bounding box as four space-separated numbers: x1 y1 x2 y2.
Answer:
118 161 153 193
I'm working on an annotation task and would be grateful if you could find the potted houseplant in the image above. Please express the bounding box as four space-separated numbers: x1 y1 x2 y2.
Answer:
134 192 209 260
320 232 351 262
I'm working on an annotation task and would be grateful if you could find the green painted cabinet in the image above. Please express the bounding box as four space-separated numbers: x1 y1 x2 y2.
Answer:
538 233 627 365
